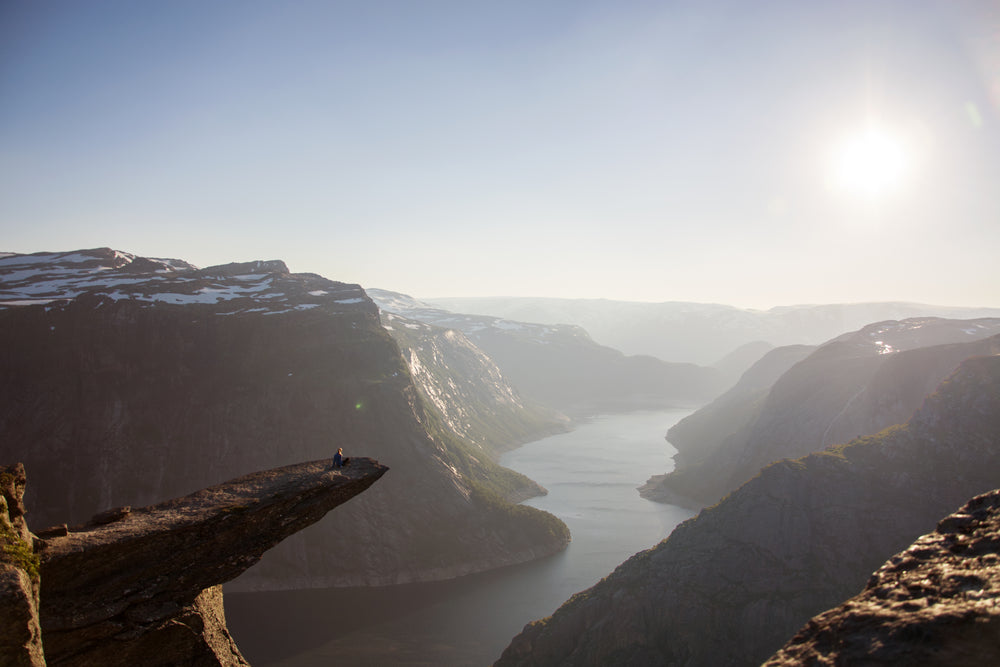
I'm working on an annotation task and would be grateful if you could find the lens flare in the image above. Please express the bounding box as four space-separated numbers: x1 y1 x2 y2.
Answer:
829 125 909 198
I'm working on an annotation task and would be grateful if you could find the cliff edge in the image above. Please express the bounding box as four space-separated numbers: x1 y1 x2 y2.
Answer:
3 458 387 667
765 489 1000 666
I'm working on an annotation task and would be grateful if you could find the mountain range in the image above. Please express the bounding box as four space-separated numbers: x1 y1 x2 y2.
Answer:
0 248 568 591
496 354 1000 666
430 296 1000 370
641 318 1000 507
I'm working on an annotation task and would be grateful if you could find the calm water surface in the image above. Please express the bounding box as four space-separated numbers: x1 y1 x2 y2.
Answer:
226 409 695 666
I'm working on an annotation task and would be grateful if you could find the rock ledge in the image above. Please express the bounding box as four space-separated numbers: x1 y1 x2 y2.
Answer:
24 457 386 666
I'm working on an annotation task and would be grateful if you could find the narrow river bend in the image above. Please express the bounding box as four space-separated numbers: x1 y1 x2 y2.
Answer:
227 409 696 666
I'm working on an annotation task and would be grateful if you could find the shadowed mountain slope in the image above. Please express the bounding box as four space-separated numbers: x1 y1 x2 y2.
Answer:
371 289 724 417
380 310 567 461
0 249 569 591
495 354 1000 667
642 319 1000 507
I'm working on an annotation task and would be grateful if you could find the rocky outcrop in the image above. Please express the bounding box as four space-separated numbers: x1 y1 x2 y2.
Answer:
370 289 724 417
0 463 44 667
0 249 569 590
642 319 1000 508
495 354 1000 667
764 489 1000 666
35 457 387 666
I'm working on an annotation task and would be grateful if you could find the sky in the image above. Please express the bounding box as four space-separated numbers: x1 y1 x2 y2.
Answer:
2 0 999 309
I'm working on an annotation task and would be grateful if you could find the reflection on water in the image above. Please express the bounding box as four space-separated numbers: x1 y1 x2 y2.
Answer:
226 409 695 666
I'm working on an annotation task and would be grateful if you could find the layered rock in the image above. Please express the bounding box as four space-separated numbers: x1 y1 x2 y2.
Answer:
0 463 44 667
495 354 1000 667
0 249 569 590
765 489 1000 666
642 319 1000 507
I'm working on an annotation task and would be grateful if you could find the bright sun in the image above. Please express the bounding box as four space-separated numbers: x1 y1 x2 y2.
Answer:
829 125 909 198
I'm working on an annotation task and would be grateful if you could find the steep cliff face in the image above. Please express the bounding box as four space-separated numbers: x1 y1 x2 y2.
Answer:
764 488 1000 667
639 344 814 507
642 319 1000 507
381 310 567 460
495 354 1000 667
0 464 44 667
370 289 724 417
0 249 569 590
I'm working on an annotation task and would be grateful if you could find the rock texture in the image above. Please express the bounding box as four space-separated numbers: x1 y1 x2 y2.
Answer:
495 354 1000 667
0 249 569 590
37 457 387 666
0 463 44 667
764 489 1000 666
642 319 1000 507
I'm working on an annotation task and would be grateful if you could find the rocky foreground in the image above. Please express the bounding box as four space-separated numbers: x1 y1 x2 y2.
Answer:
765 489 1000 666
1 458 387 667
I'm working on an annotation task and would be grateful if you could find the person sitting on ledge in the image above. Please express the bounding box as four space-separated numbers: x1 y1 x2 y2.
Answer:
332 447 351 469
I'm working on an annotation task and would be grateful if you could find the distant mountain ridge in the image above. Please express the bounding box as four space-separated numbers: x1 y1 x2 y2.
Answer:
430 296 1000 368
371 289 724 417
0 248 569 590
379 310 567 460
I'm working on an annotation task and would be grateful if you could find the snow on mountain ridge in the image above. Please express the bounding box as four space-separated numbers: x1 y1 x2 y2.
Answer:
0 248 372 315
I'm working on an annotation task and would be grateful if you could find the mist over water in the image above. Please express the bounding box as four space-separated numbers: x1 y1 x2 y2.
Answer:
227 409 695 666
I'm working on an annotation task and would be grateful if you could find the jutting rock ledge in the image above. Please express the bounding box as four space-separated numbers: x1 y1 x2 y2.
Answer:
1 457 388 667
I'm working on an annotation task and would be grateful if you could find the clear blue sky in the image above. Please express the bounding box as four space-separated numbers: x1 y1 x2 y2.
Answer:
2 0 998 308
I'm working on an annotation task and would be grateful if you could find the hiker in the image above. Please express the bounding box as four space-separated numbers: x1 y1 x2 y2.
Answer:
332 447 350 469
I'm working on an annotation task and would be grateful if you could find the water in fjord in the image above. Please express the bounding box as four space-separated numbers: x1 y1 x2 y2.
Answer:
226 409 695 666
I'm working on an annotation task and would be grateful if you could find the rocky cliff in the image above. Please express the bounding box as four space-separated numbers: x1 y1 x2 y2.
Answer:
0 464 44 667
642 319 1000 507
0 249 569 590
380 310 567 460
2 458 387 666
764 488 1000 666
495 354 1000 667
370 289 724 417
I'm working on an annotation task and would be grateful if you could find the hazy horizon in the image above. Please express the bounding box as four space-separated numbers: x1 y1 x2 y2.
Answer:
2 1 999 310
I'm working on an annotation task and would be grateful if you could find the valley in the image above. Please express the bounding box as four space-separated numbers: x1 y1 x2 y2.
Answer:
3 248 1000 666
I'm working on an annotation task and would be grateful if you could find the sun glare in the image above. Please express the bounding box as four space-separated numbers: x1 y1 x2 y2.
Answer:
829 125 909 198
